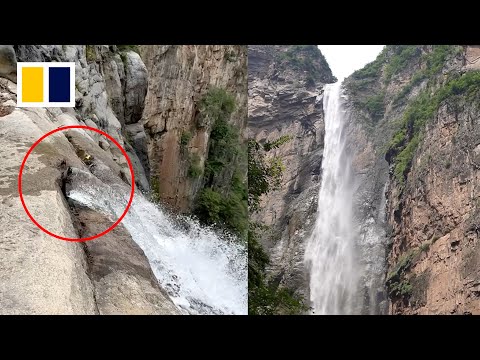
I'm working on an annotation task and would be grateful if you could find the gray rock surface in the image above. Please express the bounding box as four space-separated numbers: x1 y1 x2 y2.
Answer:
103 53 125 125
0 88 96 314
76 208 180 315
123 51 147 124
0 46 177 314
344 45 480 314
125 123 150 180
0 45 16 83
248 45 335 297
140 45 247 211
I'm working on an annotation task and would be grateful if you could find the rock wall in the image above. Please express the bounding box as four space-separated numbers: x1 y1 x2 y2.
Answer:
76 208 180 315
345 45 480 314
248 45 335 296
140 45 247 212
0 45 177 314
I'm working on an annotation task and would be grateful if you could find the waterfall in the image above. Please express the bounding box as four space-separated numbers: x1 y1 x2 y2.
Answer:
304 82 360 314
66 170 247 315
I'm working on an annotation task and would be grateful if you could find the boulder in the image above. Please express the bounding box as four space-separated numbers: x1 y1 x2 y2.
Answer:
123 51 148 124
0 45 17 82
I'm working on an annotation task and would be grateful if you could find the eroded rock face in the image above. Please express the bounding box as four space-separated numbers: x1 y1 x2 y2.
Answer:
386 98 480 315
13 45 150 178
75 208 180 315
140 45 247 211
0 45 16 83
0 46 176 314
344 45 480 314
123 51 148 125
248 45 335 297
0 89 96 314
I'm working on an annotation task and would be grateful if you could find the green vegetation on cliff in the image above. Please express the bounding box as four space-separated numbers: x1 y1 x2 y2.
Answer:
386 249 417 298
248 138 290 212
85 45 96 62
393 45 463 105
387 70 480 185
192 87 248 239
347 45 470 186
277 45 336 84
248 136 308 315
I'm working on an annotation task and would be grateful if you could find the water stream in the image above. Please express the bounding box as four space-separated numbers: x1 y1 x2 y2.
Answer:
67 171 247 315
304 82 360 314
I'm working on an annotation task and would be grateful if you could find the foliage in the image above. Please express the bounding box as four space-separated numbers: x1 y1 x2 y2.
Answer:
384 46 422 81
195 187 247 237
386 249 419 299
192 87 247 239
349 46 460 105
420 240 432 252
364 92 386 122
393 72 425 104
387 70 480 185
247 135 305 314
249 281 309 315
277 45 334 83
350 47 387 80
393 46 463 104
248 223 270 288
224 50 237 62
389 279 413 297
188 153 203 178
248 223 308 315
195 188 223 224
263 135 293 151
199 87 236 128
180 131 192 147
248 139 288 212
150 176 161 203
392 134 420 183
199 88 239 183
85 45 96 62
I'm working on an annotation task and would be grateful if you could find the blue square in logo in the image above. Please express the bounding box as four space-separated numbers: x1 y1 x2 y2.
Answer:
49 67 70 102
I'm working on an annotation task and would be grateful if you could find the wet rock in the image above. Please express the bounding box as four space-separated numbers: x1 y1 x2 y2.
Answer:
75 208 180 315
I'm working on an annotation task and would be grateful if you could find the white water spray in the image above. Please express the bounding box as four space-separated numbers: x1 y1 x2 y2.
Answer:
67 172 247 315
304 82 360 314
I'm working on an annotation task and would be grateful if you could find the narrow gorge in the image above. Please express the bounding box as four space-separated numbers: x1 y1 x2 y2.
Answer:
249 45 480 315
0 45 247 315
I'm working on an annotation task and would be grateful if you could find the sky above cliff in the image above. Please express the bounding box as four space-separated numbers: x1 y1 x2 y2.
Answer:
318 45 385 81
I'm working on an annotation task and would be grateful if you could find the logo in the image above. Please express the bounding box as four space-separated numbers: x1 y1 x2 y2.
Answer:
17 62 75 107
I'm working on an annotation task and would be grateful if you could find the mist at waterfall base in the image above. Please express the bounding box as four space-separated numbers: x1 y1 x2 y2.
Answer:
304 82 360 315
67 172 247 315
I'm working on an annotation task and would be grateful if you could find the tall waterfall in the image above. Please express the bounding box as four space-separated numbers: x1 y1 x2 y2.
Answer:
66 170 247 315
304 82 360 314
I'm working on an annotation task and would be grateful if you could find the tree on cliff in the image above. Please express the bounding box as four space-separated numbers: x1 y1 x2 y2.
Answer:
248 136 308 315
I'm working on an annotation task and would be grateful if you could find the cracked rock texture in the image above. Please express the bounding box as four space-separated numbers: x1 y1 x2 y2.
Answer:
0 45 174 314
248 45 335 298
344 45 480 314
140 45 247 211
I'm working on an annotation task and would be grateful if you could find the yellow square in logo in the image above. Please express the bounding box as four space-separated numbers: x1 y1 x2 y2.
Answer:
22 67 43 102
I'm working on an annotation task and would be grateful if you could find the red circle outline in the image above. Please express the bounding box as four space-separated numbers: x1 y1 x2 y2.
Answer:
18 125 135 242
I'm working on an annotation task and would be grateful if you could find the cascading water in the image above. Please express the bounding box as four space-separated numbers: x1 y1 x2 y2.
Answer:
66 169 247 315
304 82 360 315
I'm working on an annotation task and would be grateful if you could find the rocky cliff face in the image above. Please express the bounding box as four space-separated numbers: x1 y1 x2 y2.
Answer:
345 45 480 314
0 45 179 314
140 45 247 212
248 45 335 297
